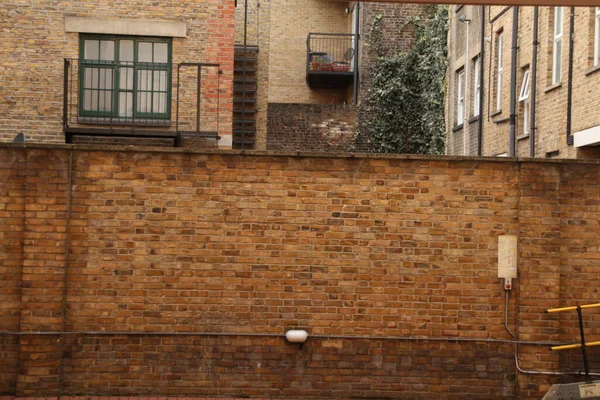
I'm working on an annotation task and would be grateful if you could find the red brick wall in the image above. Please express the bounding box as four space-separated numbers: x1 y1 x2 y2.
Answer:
1 144 600 399
267 103 370 152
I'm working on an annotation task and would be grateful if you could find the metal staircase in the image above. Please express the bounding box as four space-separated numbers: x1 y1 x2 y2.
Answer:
233 45 258 149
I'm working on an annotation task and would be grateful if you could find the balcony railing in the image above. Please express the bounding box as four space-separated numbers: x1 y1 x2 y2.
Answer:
63 59 223 146
306 33 356 89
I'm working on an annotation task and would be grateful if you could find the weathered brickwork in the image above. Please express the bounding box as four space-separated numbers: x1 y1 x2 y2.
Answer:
2 144 600 399
266 103 370 152
447 6 600 159
0 0 234 147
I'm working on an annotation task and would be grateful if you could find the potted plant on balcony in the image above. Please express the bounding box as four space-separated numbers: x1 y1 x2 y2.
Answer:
311 55 333 71
332 61 350 72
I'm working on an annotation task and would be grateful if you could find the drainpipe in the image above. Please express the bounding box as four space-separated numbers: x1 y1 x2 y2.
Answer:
530 7 539 157
566 7 575 146
464 17 470 156
353 2 360 105
508 6 519 157
477 6 485 156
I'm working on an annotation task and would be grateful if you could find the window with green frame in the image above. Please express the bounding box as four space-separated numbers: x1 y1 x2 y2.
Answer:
79 35 172 121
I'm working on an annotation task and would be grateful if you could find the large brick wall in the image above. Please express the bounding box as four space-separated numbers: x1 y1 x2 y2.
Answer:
1 143 600 399
0 0 234 147
266 103 370 152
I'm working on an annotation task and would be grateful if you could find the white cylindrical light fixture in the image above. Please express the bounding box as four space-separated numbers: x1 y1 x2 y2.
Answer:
285 330 308 343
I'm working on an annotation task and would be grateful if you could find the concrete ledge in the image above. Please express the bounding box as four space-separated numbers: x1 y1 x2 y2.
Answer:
65 16 187 37
574 124 600 148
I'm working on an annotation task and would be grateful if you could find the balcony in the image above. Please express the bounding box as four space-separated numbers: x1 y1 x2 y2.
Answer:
306 33 356 89
63 59 223 147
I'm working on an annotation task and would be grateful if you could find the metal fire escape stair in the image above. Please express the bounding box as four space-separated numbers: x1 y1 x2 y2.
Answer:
233 45 258 149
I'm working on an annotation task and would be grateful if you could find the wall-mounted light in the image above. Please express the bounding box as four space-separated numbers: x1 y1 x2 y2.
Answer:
285 330 308 343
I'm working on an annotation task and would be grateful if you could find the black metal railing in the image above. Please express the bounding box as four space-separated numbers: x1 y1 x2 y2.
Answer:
63 59 222 142
306 33 356 73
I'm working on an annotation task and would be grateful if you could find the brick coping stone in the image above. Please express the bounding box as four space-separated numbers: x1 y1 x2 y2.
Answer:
2 142 600 164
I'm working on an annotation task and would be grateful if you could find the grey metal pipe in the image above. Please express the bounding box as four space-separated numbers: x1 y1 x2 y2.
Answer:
530 7 539 157
566 6 575 146
504 291 600 377
477 5 485 156
508 6 519 157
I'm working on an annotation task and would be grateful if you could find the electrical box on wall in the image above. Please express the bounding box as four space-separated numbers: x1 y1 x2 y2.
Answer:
498 235 518 290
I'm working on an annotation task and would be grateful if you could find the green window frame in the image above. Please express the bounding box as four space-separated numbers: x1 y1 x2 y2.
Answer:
79 34 172 122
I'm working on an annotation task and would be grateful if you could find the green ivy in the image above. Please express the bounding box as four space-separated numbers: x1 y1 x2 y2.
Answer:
364 5 448 155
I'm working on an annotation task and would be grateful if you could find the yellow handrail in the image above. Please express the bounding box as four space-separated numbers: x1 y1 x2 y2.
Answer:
546 303 600 314
550 341 600 351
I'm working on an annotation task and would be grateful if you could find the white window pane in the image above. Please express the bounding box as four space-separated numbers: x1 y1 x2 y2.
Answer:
519 70 530 101
84 68 97 89
100 41 114 61
554 38 562 83
100 69 113 89
555 7 563 36
153 70 167 91
119 92 133 117
120 40 134 62
137 92 151 113
137 70 152 90
83 89 95 110
98 91 113 112
119 67 134 90
84 40 99 60
152 93 167 114
154 43 168 63
139 42 153 63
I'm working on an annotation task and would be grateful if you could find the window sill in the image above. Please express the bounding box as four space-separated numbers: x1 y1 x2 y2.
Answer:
491 109 502 117
585 64 600 76
544 82 562 93
516 133 530 140
468 115 479 124
452 123 464 132
493 116 510 125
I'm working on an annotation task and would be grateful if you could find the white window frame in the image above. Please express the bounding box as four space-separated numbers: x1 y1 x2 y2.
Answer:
496 32 503 111
594 7 600 67
457 69 465 125
519 69 531 135
473 56 481 117
552 6 563 84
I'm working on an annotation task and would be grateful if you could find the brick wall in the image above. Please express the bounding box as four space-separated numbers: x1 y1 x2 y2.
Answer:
357 3 427 147
266 103 370 152
2 143 600 399
0 0 234 147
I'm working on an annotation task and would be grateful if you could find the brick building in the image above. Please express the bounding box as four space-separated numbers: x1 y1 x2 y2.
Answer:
446 5 600 158
233 0 425 152
0 0 235 148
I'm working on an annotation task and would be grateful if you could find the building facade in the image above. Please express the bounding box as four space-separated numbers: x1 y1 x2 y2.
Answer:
233 0 424 152
0 0 235 148
446 5 600 158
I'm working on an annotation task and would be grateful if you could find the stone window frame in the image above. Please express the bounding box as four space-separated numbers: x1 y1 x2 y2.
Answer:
472 55 481 118
456 68 465 126
78 34 173 123
595 7 600 67
519 67 531 135
495 30 504 112
552 6 564 85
